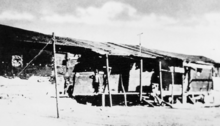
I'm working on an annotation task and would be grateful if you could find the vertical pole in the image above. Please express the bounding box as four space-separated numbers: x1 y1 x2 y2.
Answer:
182 72 185 104
102 93 105 107
106 54 112 107
52 33 59 118
182 67 188 104
120 74 127 106
171 67 175 104
138 33 143 102
192 94 195 103
159 61 163 101
139 59 143 101
102 75 106 107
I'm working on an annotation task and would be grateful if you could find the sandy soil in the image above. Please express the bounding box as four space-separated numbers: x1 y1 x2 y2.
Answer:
0 76 220 126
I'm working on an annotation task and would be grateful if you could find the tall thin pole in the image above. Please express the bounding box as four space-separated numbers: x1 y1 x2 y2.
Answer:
159 61 163 101
120 74 127 106
138 33 143 53
182 66 188 104
182 70 185 104
171 67 175 104
106 54 112 107
139 59 143 101
138 33 143 102
52 33 59 118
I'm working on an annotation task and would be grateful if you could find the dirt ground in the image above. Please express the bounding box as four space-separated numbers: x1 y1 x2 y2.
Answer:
0 76 220 126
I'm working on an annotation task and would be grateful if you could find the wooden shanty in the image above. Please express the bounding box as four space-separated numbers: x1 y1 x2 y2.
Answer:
0 24 220 107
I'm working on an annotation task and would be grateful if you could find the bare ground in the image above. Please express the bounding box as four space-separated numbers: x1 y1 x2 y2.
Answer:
0 76 220 126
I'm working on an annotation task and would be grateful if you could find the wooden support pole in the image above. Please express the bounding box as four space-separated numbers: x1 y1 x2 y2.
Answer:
138 32 143 102
182 72 185 104
182 67 188 104
120 74 127 106
102 93 105 107
52 33 59 118
139 59 143 101
171 67 175 104
106 54 113 107
102 67 112 107
102 75 106 107
192 94 195 103
182 69 186 104
159 61 164 101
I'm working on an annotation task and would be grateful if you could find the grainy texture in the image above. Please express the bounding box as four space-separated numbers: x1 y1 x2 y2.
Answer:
0 76 220 126
0 24 216 63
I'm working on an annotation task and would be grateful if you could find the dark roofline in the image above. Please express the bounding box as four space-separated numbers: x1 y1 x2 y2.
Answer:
0 24 218 64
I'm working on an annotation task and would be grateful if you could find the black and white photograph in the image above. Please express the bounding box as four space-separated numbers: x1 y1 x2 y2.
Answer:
0 0 220 126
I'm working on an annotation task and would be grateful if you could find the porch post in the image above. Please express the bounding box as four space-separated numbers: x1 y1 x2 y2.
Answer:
159 61 164 100
171 67 175 104
52 32 59 118
139 59 143 101
120 74 127 106
182 73 186 104
106 54 113 107
138 33 143 102
182 66 188 104
102 93 105 107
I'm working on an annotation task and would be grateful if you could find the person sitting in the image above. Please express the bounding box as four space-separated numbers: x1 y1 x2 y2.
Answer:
150 71 162 105
150 83 162 105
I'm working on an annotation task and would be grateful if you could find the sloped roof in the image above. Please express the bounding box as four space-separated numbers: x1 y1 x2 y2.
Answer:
124 44 215 63
0 24 216 64
56 37 156 58
0 24 156 58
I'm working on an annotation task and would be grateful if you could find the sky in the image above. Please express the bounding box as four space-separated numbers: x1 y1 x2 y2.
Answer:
1 0 220 62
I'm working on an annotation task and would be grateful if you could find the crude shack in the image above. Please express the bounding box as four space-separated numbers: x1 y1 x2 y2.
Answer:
0 24 219 106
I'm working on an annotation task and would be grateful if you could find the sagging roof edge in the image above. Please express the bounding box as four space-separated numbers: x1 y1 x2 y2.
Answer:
0 24 219 65
16 40 156 59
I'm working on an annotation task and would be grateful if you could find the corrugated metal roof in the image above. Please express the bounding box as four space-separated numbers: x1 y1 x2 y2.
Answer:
123 44 216 63
0 24 216 64
142 46 215 63
0 24 156 58
53 37 157 58
55 37 155 58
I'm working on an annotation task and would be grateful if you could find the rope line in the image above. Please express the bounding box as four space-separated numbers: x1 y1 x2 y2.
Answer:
17 40 52 76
